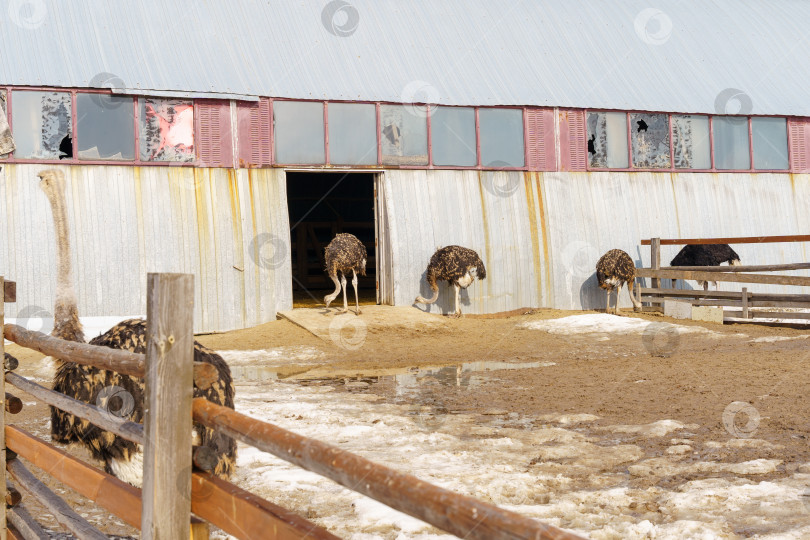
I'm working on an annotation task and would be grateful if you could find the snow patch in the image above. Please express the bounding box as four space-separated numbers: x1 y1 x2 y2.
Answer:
520 314 712 335
605 419 695 437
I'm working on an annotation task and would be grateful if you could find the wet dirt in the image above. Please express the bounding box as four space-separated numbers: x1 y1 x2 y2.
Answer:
5 308 810 538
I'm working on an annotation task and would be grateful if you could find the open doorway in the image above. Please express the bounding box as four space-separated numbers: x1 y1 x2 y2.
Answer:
286 171 378 308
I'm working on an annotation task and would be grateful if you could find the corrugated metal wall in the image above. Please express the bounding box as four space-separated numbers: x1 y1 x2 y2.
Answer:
383 169 547 314
0 164 291 333
384 170 810 314
4 165 809 330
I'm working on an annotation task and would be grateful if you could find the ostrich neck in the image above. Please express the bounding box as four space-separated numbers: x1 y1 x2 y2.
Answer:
48 189 78 321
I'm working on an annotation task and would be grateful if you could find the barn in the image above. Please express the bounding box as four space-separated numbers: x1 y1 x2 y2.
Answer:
2 0 810 332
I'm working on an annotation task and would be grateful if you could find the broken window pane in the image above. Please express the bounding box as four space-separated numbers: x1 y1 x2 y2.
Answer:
0 90 11 158
630 113 670 168
479 108 524 167
12 91 72 160
274 101 325 164
380 105 428 166
587 111 628 168
672 115 711 169
139 98 194 162
327 103 377 165
713 116 750 170
431 106 477 166
77 94 135 161
752 117 788 170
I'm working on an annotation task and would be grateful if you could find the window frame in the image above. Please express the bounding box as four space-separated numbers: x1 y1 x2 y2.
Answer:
1 85 798 173
585 108 791 173
2 86 203 167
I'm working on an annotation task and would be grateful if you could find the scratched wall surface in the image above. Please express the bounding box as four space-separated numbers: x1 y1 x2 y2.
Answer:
3 165 810 329
0 164 291 333
382 169 547 315
384 170 810 314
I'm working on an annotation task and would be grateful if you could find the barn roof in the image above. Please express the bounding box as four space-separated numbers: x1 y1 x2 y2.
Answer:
1 0 808 115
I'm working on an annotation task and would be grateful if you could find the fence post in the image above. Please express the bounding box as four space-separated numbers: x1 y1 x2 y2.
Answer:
142 273 194 540
0 277 7 540
742 287 749 319
651 238 661 290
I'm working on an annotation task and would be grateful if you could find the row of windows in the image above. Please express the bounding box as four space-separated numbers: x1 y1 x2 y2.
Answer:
0 89 526 168
586 111 789 171
0 88 797 172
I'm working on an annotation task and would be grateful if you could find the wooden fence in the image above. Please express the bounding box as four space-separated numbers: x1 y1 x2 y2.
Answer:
1 273 584 539
637 236 810 322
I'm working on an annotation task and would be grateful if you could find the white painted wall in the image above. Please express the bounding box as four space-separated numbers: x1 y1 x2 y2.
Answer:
0 164 291 334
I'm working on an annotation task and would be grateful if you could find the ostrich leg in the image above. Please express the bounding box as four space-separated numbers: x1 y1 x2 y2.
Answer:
606 288 612 314
453 283 462 318
627 279 642 312
325 273 342 309
615 284 623 315
340 272 348 314
352 268 361 315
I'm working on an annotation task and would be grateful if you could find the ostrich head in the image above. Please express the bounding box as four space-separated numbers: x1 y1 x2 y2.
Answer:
38 168 64 194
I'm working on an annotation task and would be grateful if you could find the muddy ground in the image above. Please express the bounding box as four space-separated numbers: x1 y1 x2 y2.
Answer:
4 308 810 538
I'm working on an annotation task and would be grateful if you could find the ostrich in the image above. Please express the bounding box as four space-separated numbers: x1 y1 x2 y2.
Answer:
38 169 236 486
324 233 367 315
670 244 741 290
414 246 486 318
596 249 642 315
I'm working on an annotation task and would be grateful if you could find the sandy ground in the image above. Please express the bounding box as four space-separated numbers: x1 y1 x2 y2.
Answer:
4 308 810 538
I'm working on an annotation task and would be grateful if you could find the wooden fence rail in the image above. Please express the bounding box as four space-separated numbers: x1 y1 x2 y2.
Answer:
3 324 217 389
193 398 583 540
2 272 585 540
641 237 810 323
641 234 810 245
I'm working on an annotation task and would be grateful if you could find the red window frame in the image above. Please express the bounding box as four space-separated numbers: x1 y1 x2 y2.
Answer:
583 109 792 173
2 86 201 167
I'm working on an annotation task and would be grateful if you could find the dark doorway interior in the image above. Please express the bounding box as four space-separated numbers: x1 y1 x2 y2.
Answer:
286 172 377 307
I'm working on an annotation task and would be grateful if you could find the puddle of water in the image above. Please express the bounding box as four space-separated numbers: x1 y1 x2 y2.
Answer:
231 356 555 389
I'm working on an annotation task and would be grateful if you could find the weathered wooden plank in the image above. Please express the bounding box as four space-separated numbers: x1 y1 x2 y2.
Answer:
1 277 7 540
3 281 14 303
650 238 661 290
641 235 810 245
640 288 810 303
725 310 810 320
7 504 49 540
142 273 194 540
193 398 585 540
3 324 219 390
5 426 142 528
639 288 744 299
636 269 810 287
190 471 340 540
7 459 107 540
661 263 810 272
3 324 144 377
5 373 144 444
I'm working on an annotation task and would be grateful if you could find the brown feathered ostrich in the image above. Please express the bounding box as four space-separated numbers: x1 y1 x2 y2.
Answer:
670 244 741 290
415 246 486 318
324 233 367 315
38 169 236 486
596 249 642 315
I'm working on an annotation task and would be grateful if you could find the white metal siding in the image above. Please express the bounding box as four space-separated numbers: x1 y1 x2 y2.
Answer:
384 170 810 314
0 164 291 333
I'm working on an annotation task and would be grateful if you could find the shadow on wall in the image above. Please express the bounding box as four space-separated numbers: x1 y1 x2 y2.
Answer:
413 269 472 315
579 272 603 310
